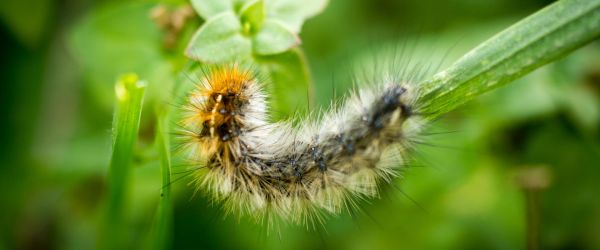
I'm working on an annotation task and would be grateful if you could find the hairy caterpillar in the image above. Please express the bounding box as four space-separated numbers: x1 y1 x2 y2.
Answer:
174 61 426 227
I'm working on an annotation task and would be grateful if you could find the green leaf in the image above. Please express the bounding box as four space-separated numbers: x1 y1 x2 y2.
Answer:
190 0 233 20
185 0 327 60
256 48 313 119
253 20 299 55
240 0 265 34
105 74 146 249
265 0 328 33
418 0 600 119
185 11 252 63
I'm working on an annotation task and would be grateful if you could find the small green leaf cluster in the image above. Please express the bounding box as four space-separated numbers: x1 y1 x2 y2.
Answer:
187 0 327 62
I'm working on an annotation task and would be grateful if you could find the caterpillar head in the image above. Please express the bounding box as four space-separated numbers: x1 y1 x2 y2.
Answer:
180 64 259 158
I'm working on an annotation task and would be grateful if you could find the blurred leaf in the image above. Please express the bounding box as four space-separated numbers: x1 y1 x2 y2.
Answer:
0 0 53 46
240 0 265 34
253 20 299 55
548 52 600 133
560 85 600 132
265 0 329 33
477 67 557 125
185 11 252 63
256 48 313 119
190 0 233 20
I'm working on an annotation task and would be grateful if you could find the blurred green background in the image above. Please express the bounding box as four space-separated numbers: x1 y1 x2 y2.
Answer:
1 0 599 249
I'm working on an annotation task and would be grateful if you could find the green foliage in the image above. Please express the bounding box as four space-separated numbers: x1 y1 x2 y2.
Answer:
185 11 253 62
0 0 54 46
2 0 600 249
148 109 173 250
256 48 314 119
186 0 327 62
189 0 235 19
418 0 600 118
252 19 299 55
105 74 146 248
70 2 174 109
240 0 265 34
185 0 326 117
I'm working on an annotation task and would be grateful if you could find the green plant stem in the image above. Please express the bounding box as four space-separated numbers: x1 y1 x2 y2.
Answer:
418 0 600 118
150 109 173 250
105 74 146 249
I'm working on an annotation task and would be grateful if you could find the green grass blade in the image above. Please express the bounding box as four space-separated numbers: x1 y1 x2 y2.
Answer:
105 74 146 248
149 109 173 250
418 0 600 118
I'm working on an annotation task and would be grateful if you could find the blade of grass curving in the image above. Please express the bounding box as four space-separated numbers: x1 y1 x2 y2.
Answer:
417 0 600 118
105 74 146 248
149 108 173 250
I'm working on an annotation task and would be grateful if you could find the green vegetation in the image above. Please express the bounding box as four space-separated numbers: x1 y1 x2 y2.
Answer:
0 0 598 249
105 74 146 248
419 0 600 118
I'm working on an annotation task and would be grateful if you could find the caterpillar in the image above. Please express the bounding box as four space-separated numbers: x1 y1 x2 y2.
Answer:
174 61 427 227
